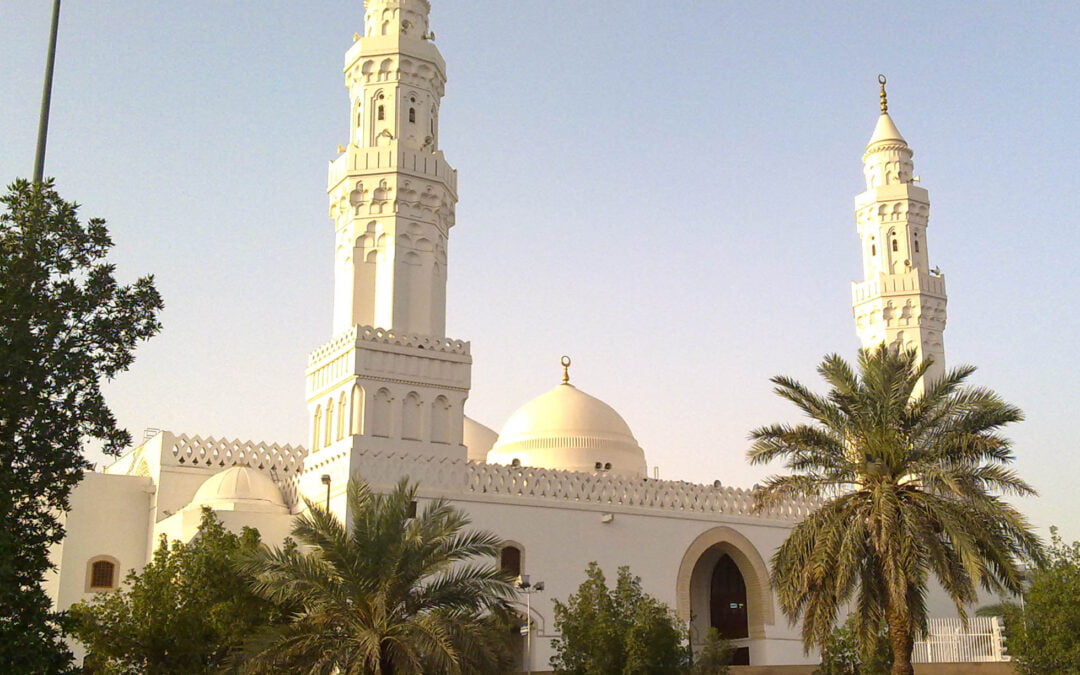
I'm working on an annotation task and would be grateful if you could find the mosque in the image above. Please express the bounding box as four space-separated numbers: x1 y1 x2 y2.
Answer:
48 0 956 668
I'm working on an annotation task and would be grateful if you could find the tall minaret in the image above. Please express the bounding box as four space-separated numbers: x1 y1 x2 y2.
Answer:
851 76 947 384
301 0 471 511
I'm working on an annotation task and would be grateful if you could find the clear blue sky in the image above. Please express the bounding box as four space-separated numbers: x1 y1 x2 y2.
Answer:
3 2 1078 542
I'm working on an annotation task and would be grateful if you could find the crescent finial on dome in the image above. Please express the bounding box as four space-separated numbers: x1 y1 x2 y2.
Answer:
561 355 572 384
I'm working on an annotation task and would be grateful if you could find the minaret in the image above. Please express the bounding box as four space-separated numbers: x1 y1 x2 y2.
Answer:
301 0 471 511
851 76 947 384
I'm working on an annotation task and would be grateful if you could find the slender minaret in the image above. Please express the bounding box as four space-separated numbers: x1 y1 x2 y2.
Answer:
851 76 947 384
301 0 471 512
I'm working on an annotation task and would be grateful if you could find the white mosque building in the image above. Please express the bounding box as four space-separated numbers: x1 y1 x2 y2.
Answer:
48 0 961 668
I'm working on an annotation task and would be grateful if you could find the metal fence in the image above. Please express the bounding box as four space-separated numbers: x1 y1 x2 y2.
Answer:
913 616 1008 663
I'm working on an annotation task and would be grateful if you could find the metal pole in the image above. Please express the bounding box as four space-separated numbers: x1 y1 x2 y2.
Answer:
33 0 62 183
525 590 532 675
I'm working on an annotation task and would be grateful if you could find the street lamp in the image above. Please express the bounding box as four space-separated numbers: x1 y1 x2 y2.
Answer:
517 574 545 675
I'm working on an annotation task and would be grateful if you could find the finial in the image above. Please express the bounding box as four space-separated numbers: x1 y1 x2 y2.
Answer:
878 74 888 114
560 355 572 384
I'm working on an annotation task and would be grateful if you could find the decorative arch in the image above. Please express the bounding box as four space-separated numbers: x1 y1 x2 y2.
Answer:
85 555 120 592
372 388 392 438
324 398 334 448
351 384 365 436
675 526 774 640
402 391 423 440
312 405 323 449
430 395 451 444
337 392 348 441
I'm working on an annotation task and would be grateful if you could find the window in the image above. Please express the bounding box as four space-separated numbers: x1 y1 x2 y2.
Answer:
871 244 877 256
500 546 522 578
408 108 416 123
87 557 118 591
892 239 899 252
377 105 385 121
914 237 920 253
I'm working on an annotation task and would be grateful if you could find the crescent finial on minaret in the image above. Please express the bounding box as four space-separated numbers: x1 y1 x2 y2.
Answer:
561 355 572 384
878 74 888 114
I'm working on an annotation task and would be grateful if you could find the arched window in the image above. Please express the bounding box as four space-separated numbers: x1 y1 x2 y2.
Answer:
312 406 322 449
913 235 920 253
871 244 877 256
892 239 899 252
86 556 119 591
500 545 522 578
377 105 385 121
408 108 416 123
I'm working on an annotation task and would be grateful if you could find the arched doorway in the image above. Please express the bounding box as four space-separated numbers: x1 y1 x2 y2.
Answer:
676 527 774 667
709 554 750 664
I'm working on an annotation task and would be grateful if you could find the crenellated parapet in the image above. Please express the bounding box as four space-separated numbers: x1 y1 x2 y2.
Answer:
167 434 307 475
332 450 816 522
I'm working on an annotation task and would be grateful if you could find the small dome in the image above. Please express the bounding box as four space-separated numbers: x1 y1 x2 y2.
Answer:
464 416 498 462
487 383 647 478
191 466 287 513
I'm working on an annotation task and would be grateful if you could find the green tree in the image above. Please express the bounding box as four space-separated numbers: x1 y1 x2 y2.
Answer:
68 508 280 674
1000 527 1080 673
0 179 162 673
550 562 687 674
747 345 1043 675
690 628 734 675
816 614 891 675
238 478 517 674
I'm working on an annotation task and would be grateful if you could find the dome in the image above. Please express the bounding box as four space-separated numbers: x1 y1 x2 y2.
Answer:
464 416 499 462
486 382 647 478
191 466 287 513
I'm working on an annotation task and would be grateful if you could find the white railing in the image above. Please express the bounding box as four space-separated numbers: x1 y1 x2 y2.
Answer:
913 616 1009 663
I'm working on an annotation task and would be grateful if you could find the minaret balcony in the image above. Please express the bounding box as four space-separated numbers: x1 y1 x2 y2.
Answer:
851 269 947 305
328 147 457 194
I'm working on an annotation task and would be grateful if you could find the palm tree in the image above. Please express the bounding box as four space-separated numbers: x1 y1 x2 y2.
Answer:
747 345 1043 675
238 477 518 674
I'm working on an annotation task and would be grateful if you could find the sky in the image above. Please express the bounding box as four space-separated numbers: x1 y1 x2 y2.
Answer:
3 2 1078 542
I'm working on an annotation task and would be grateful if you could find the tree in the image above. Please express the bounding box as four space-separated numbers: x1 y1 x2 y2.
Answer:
238 478 517 674
999 527 1080 673
0 179 162 673
550 562 687 674
747 345 1043 675
68 509 280 674
816 614 891 675
690 628 735 675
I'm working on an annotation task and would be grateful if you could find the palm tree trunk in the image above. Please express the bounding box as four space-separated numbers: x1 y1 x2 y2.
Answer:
886 606 915 675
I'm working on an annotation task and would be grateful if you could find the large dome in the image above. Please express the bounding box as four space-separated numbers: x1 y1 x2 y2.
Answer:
486 382 647 477
191 466 287 513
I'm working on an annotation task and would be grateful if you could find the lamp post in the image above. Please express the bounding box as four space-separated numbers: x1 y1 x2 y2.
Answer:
320 474 331 511
33 0 62 183
517 574 545 675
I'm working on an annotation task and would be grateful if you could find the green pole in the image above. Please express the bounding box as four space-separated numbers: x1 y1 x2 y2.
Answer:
33 0 62 184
